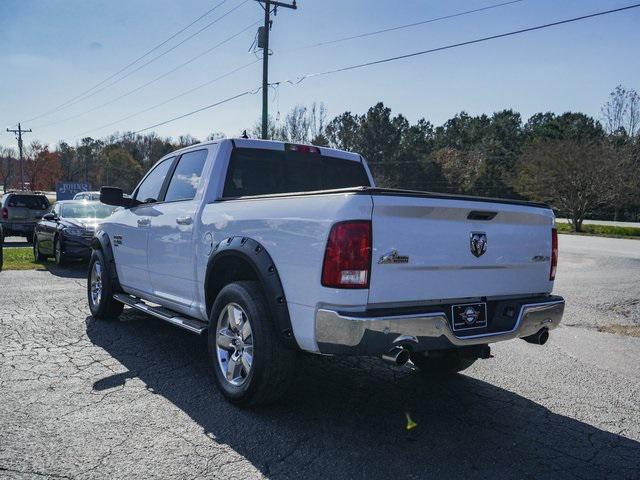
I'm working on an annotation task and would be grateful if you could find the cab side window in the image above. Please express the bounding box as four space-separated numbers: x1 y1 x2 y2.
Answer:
134 157 174 203
164 150 207 202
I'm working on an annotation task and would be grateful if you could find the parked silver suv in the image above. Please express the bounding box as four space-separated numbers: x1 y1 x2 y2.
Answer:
0 191 51 243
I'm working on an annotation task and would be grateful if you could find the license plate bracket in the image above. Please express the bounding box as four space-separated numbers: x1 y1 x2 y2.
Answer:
451 302 488 332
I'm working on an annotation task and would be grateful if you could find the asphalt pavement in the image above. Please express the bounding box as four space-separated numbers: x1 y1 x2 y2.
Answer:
0 234 639 479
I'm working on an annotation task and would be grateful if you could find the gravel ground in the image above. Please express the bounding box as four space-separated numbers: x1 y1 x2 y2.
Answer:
0 235 639 479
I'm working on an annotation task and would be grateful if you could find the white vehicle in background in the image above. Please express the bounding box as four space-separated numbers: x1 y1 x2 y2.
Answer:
89 138 564 406
73 191 101 201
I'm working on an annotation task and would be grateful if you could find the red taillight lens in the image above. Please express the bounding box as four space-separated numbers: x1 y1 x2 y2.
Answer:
550 228 558 280
1 208 8 220
321 220 372 289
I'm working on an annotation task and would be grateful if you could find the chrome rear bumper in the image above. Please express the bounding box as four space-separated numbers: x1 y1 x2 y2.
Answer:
315 297 565 355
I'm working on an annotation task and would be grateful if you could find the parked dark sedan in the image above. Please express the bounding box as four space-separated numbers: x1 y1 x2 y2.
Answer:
33 201 118 265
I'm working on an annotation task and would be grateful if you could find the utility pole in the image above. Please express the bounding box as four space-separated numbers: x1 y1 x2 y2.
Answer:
255 0 297 139
6 123 32 191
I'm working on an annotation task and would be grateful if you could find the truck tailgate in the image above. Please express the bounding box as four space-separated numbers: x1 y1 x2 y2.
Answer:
369 193 555 305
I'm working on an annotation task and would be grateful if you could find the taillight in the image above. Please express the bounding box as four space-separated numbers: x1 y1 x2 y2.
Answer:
1 208 7 220
321 220 372 289
550 228 558 280
285 143 320 154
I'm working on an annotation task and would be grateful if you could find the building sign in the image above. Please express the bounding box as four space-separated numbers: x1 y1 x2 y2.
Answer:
56 182 89 201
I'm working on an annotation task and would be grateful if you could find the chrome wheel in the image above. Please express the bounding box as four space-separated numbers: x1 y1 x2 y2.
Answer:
215 303 254 387
90 260 103 307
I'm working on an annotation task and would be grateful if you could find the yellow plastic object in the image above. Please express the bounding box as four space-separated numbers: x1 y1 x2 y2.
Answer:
405 412 417 431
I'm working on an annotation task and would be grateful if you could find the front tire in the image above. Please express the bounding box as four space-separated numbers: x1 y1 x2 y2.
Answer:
411 349 477 375
208 281 297 406
33 236 46 262
88 249 124 320
54 235 66 266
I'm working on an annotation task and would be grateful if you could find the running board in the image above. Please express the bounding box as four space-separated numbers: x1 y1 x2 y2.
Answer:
113 293 208 335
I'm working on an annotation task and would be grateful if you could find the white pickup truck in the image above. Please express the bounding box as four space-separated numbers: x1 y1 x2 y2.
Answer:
90 138 564 406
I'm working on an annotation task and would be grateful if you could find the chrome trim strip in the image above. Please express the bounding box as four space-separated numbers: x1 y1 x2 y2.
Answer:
316 299 564 351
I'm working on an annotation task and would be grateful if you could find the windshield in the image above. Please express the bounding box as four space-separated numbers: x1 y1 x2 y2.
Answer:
60 203 117 219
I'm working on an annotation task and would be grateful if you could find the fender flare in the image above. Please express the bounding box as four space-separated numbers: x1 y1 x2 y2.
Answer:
91 230 122 292
204 236 299 350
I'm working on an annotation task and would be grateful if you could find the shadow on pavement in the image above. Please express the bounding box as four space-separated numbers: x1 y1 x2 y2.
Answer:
86 311 640 479
44 262 88 279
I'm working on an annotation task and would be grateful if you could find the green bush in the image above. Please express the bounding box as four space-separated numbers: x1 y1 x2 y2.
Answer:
555 222 640 238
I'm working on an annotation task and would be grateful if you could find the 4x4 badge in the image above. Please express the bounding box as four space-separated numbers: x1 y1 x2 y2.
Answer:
470 232 487 258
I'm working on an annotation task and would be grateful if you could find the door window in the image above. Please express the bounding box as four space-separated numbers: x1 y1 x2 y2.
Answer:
134 157 174 203
164 150 207 202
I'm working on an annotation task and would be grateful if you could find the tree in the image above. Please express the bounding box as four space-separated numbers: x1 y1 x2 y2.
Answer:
0 147 16 192
98 146 143 193
524 112 605 142
77 137 104 188
601 85 640 137
515 139 618 231
25 142 61 191
431 147 485 194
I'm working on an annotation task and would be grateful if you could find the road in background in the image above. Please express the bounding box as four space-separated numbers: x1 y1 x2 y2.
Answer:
556 218 640 228
555 234 640 331
0 235 639 479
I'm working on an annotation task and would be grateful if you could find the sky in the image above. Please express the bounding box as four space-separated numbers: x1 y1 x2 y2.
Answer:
1 0 639 148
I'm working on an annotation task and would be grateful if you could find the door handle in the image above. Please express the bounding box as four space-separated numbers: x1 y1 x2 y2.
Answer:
176 216 193 226
137 218 151 227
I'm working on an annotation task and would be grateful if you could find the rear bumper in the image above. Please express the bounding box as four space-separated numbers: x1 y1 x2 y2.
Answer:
1 222 35 234
315 296 564 355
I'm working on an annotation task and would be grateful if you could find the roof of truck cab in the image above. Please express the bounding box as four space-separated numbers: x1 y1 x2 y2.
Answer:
167 138 363 163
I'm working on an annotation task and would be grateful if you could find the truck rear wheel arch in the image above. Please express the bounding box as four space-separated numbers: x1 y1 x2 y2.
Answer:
91 231 123 293
205 237 299 350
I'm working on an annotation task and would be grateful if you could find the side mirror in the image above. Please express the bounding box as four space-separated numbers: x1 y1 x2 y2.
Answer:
100 186 139 208
43 213 56 221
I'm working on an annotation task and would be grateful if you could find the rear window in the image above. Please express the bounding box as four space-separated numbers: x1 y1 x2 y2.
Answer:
7 195 49 210
223 148 371 198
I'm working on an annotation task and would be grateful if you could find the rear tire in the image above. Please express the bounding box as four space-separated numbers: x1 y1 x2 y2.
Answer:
208 281 297 406
411 349 477 375
88 249 124 320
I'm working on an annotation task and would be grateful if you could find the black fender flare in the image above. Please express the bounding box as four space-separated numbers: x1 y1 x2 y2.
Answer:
91 230 122 292
204 236 299 350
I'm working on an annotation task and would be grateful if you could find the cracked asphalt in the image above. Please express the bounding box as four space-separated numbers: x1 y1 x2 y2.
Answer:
1 234 639 479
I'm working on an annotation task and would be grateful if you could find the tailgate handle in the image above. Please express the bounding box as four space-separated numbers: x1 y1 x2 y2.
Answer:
467 211 497 221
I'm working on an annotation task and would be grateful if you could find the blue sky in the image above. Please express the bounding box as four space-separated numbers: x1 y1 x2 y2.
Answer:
1 0 639 147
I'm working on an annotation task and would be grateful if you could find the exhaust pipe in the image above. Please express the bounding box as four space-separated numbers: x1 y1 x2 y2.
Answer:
382 346 410 366
522 328 549 345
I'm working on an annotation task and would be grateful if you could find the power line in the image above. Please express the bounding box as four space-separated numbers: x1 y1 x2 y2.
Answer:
290 0 526 51
22 0 248 124
107 87 261 141
35 21 259 131
275 3 640 85
64 3 640 145
73 59 260 138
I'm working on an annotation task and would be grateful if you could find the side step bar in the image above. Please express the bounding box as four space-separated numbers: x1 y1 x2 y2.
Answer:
113 293 208 335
